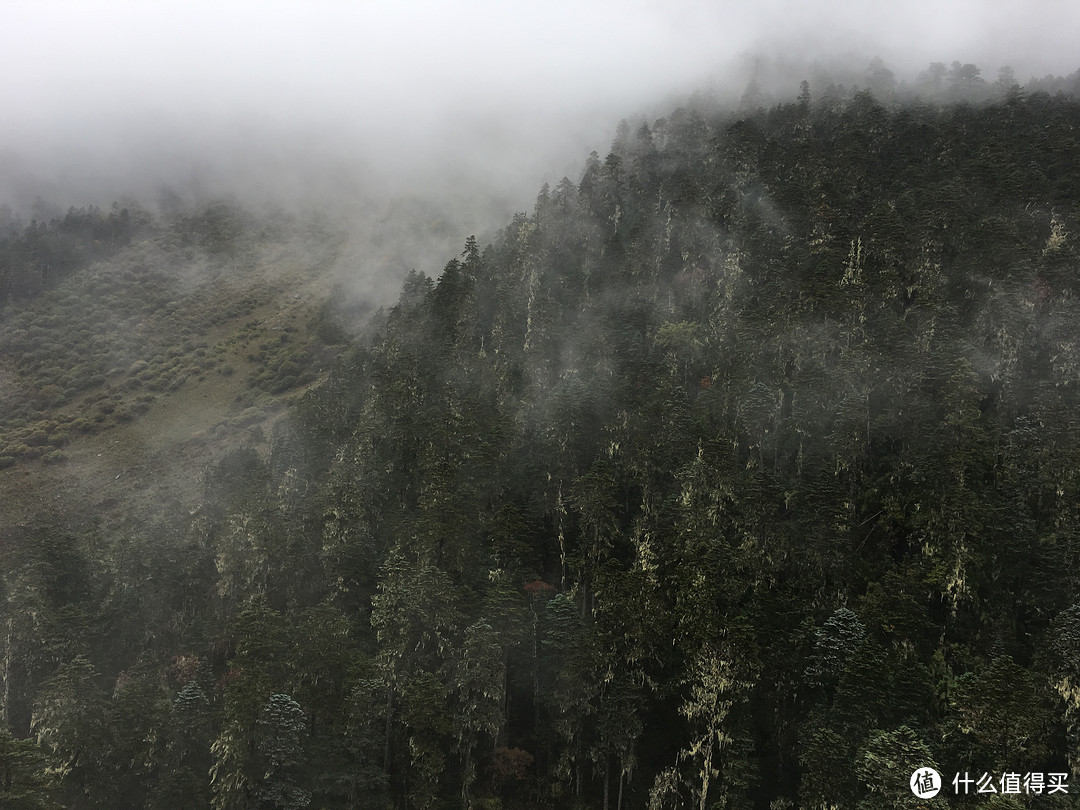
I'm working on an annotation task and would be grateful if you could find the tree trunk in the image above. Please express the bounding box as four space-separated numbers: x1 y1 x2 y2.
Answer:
501 645 510 746
557 481 568 590
699 736 713 810
462 746 473 809
1 618 11 729
603 753 610 810
532 601 541 734
383 684 393 771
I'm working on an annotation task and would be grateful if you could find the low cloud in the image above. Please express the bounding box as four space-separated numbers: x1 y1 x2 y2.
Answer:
2 1 1077 265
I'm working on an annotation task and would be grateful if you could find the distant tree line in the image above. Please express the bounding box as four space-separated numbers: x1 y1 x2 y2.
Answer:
0 199 260 306
0 205 142 303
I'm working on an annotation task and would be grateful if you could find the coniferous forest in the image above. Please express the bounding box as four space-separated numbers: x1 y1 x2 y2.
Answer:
4 68 1080 809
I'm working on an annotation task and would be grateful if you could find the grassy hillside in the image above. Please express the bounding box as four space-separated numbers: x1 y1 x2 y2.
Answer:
0 205 361 538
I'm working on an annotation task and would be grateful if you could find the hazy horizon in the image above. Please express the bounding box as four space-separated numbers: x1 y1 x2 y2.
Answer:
3 1 1078 232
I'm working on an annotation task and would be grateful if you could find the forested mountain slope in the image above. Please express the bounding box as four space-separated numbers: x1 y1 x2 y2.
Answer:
5 81 1080 809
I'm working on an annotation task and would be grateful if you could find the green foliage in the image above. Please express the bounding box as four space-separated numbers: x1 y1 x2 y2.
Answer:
0 729 56 809
174 679 210 724
31 657 109 795
807 607 866 689
948 656 1053 773
454 620 504 804
855 726 936 810
257 694 310 810
9 68 1080 809
0 203 345 470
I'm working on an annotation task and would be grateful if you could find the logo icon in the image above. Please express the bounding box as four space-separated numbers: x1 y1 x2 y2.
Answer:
911 767 942 798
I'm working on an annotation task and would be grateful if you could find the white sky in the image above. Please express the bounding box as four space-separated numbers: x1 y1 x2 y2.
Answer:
1 0 1078 215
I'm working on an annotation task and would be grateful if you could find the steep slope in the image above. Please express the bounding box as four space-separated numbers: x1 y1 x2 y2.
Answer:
0 204 356 532
4 82 1080 809
293 87 1080 808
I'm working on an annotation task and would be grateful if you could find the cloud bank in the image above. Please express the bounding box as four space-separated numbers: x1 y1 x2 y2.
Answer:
2 1 1077 229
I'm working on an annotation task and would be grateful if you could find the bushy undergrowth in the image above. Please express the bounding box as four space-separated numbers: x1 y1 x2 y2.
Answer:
0 204 350 465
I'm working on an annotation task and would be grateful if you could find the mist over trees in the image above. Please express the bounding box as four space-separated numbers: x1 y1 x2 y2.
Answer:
3 59 1080 808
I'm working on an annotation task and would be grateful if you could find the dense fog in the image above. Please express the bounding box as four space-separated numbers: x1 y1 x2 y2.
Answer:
4 1 1078 229
5 3 1080 809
